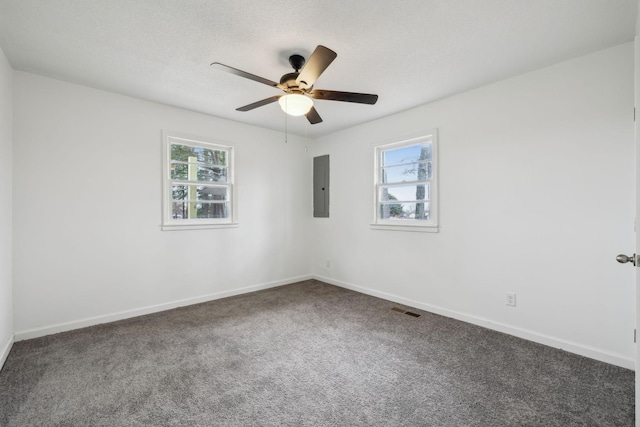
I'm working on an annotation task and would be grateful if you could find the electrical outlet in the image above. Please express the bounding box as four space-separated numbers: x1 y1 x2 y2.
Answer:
506 292 516 307
325 260 331 268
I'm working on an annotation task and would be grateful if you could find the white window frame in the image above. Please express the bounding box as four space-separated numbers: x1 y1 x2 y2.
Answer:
161 131 237 231
371 131 438 233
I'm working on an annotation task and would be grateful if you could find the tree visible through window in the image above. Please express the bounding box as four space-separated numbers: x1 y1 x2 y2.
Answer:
374 132 438 231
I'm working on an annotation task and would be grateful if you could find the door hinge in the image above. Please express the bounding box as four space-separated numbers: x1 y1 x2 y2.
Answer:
634 329 636 343
634 107 636 122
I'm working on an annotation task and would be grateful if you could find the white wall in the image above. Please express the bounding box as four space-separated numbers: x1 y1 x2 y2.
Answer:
12 72 311 337
310 43 636 368
0 47 13 367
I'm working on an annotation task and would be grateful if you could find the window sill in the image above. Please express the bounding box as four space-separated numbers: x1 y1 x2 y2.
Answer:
370 223 438 233
161 222 239 231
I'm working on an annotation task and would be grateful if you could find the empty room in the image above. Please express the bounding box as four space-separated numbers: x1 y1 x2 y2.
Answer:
0 1 639 425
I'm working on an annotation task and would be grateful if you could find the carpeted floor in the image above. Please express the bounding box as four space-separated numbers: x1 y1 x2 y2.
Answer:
0 280 634 426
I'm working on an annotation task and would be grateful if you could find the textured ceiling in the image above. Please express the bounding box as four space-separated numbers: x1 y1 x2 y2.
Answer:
0 0 637 137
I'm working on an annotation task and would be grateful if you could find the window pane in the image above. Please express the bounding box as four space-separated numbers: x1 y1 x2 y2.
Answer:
172 185 228 202
171 163 189 180
198 165 227 182
171 202 229 219
380 184 430 202
379 202 430 220
171 164 227 183
170 143 227 166
382 141 431 167
381 162 431 184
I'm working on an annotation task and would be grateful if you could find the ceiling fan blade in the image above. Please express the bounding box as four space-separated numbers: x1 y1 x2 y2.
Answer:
306 106 323 124
309 89 378 105
211 62 281 88
296 45 337 89
236 95 281 112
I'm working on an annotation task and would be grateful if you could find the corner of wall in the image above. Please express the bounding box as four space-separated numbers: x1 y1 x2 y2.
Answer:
0 44 14 372
0 334 14 371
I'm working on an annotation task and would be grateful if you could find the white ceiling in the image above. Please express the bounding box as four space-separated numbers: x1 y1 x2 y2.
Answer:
0 0 637 137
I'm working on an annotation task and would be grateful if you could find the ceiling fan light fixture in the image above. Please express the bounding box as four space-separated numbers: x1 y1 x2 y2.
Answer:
279 94 313 116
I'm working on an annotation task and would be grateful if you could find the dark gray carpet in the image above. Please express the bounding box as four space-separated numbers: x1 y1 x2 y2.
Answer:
0 280 634 426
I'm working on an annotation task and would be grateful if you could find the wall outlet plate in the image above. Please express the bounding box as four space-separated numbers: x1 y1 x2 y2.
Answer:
506 292 516 307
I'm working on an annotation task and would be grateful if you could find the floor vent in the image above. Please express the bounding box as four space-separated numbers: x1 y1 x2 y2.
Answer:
391 307 421 318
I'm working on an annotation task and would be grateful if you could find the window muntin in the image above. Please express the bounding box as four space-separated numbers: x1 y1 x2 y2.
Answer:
373 133 437 231
162 133 236 229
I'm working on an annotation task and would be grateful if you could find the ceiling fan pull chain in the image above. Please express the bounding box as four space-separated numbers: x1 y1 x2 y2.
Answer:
284 97 288 144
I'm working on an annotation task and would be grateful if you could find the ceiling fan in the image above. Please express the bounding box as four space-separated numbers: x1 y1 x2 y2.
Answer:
211 45 378 124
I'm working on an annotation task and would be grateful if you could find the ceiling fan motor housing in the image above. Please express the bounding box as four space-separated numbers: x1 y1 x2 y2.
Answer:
281 54 307 92
280 72 303 92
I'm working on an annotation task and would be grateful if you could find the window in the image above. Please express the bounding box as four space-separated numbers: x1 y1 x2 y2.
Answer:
372 131 438 232
162 132 236 230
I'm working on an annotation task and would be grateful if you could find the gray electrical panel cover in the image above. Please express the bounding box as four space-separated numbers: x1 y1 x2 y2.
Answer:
313 155 329 217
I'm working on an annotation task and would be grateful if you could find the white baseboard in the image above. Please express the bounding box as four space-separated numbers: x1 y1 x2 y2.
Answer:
314 274 635 370
0 334 14 371
13 273 634 370
14 274 312 341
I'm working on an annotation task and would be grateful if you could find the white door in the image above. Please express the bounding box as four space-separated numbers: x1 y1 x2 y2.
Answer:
635 32 640 427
